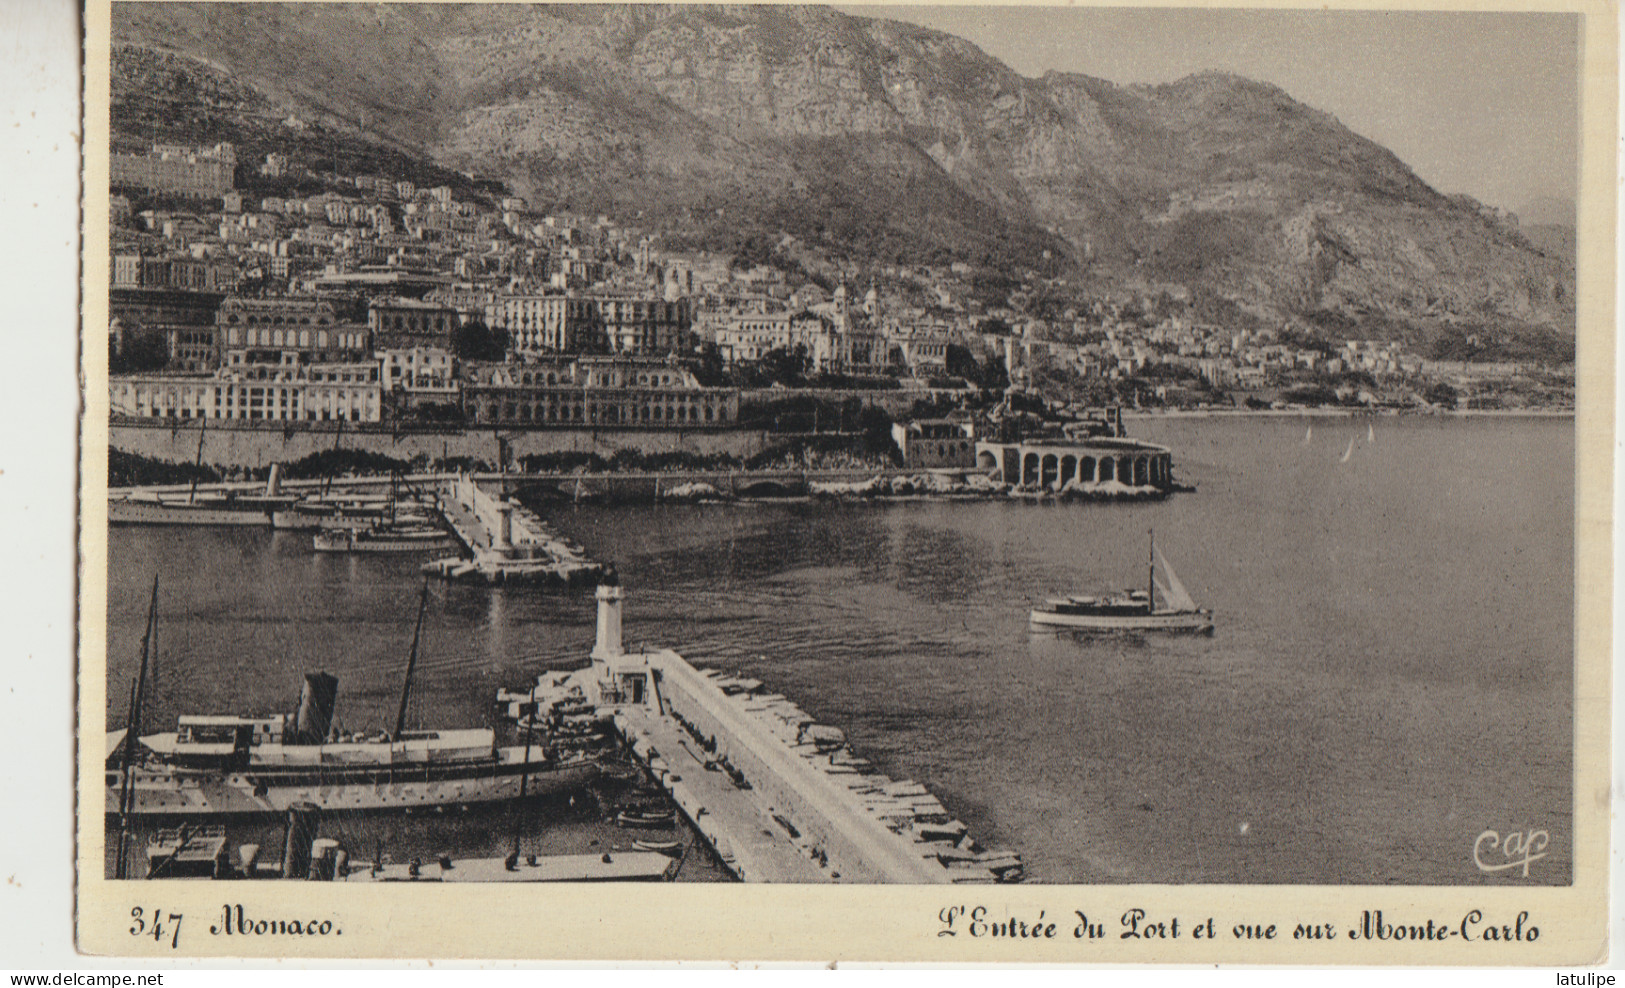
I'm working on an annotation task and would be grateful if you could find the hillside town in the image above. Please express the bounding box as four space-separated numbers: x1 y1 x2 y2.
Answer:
108 140 1575 458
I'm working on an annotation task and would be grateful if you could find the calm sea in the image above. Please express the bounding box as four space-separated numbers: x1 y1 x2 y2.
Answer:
105 414 1574 884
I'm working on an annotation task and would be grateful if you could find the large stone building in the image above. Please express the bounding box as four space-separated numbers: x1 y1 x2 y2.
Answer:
111 252 237 292
109 287 229 372
110 359 382 423
892 419 978 469
487 294 597 354
110 143 237 198
461 356 738 428
596 295 689 356
215 297 371 365
379 346 457 402
369 297 459 350
710 311 836 370
485 294 689 357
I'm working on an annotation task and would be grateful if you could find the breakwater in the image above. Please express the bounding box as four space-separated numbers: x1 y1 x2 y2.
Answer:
580 584 1020 884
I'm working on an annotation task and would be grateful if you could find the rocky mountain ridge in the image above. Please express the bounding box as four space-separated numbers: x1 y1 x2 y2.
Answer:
112 3 1575 342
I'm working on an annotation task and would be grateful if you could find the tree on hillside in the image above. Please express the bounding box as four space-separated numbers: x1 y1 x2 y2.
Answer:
760 345 810 387
455 321 509 362
111 325 169 373
1424 382 1460 407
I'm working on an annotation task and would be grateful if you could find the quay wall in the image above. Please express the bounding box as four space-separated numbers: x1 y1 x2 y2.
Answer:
108 419 769 470
738 387 971 418
504 470 848 502
653 655 946 884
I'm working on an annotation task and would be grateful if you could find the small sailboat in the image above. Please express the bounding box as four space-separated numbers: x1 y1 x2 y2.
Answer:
1303 425 1312 445
1367 423 1376 443
1029 531 1214 634
1340 437 1355 463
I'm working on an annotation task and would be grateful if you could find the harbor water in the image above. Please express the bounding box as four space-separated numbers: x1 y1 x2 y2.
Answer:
105 415 1574 884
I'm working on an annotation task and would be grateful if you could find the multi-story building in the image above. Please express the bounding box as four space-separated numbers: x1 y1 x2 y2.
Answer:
110 287 224 330
487 294 595 353
896 330 950 377
892 418 978 469
485 294 688 357
110 143 237 198
597 295 689 356
111 253 237 292
215 297 371 365
710 310 835 369
164 326 223 372
461 356 738 428
369 297 459 350
379 346 456 395
110 359 382 423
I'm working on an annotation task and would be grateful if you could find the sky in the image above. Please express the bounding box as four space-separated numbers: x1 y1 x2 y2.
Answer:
840 6 1580 216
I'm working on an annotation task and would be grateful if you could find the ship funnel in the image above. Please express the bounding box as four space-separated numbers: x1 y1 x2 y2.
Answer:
264 463 282 497
292 672 339 745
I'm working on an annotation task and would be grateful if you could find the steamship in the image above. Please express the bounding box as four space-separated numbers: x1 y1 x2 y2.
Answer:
109 466 297 527
105 672 598 817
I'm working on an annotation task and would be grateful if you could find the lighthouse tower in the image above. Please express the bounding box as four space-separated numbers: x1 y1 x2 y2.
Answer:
589 566 654 706
592 571 623 663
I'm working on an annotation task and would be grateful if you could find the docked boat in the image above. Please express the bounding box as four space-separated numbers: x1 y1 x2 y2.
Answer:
110 469 298 526
272 500 389 531
341 851 679 883
615 809 676 829
110 440 296 527
105 692 598 817
313 524 457 553
105 590 598 817
1029 531 1214 634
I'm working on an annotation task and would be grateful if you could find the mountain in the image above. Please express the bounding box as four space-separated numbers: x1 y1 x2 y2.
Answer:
111 3 1575 346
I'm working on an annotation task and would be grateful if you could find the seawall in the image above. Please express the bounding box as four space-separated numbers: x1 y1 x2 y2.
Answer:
108 419 771 469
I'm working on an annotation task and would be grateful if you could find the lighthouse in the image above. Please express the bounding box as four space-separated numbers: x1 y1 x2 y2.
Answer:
592 568 623 663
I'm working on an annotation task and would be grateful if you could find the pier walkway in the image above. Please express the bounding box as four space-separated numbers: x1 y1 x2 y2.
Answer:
616 705 828 883
574 584 1017 884
426 474 602 584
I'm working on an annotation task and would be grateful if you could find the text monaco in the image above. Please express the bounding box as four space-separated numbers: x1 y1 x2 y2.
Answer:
935 907 1539 944
210 904 342 937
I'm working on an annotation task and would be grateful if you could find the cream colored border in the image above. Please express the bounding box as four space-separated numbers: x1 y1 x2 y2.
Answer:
77 0 1616 963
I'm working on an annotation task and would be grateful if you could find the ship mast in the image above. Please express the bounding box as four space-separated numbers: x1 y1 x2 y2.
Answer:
115 575 159 879
512 704 536 861
392 582 430 741
1147 529 1156 611
186 422 206 504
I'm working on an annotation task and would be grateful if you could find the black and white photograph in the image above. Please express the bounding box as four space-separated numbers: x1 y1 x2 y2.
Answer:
77 0 1612 962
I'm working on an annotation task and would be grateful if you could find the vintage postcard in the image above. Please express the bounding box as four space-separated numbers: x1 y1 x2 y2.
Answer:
78 0 1615 963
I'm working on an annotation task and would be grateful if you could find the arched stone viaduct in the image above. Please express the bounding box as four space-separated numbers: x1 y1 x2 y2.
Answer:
974 438 1175 490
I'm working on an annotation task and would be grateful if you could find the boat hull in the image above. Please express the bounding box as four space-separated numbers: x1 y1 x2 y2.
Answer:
1028 609 1214 634
314 534 459 553
274 507 392 530
110 499 285 527
344 851 676 882
105 757 599 817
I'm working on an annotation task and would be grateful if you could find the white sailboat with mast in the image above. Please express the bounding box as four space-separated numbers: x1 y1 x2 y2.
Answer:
1029 530 1215 633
